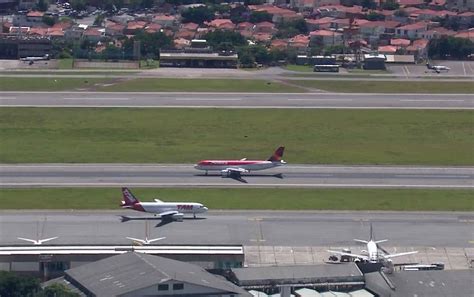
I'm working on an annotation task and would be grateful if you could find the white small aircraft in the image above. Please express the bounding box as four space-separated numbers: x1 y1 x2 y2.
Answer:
194 146 286 177
17 236 58 245
20 54 50 62
126 220 166 245
120 187 208 221
328 225 418 264
426 63 450 73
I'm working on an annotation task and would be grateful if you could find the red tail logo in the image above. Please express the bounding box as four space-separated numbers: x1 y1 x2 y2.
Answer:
267 146 285 162
122 187 139 205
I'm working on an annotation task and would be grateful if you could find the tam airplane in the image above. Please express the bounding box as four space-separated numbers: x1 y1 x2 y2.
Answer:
194 146 286 177
426 63 450 73
120 187 208 221
328 224 418 264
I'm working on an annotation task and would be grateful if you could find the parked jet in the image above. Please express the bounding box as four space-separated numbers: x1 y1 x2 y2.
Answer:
17 236 58 245
120 187 208 221
328 224 418 264
194 146 286 177
426 63 450 73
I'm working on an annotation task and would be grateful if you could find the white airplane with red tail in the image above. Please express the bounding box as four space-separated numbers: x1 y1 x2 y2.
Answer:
120 187 208 221
194 146 286 177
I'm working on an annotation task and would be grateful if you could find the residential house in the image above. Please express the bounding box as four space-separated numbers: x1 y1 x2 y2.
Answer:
83 27 105 43
152 14 177 28
378 45 397 54
252 32 272 43
316 5 365 19
64 25 86 40
252 5 303 23
124 20 147 35
455 30 474 41
145 23 162 34
458 12 474 27
174 37 191 49
254 21 276 34
271 39 288 50
315 0 340 7
288 34 310 53
397 0 424 7
359 21 388 43
406 38 429 60
236 22 254 38
182 22 199 31
446 0 474 12
305 17 334 31
421 27 456 39
310 29 343 46
390 38 411 47
105 21 125 37
396 22 427 39
206 19 235 31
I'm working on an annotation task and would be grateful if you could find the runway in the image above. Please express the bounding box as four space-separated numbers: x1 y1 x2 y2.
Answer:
0 210 471 247
1 92 473 109
1 164 473 188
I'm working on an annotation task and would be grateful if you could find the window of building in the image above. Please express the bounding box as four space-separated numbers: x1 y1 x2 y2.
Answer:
173 283 184 290
158 284 169 291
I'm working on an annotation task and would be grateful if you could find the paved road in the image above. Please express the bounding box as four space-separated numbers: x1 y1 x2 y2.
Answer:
1 92 473 109
1 164 473 188
0 210 472 247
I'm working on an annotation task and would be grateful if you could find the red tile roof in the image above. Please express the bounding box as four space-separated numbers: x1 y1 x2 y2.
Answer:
310 29 342 36
390 38 411 46
27 11 44 17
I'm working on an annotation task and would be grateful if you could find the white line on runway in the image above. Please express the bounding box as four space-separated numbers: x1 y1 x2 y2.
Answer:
287 99 353 101
64 97 130 100
400 99 465 102
0 97 16 100
2 183 473 188
395 175 471 178
2 105 473 110
175 98 242 101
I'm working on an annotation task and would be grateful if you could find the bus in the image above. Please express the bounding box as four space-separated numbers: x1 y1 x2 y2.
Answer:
313 64 340 72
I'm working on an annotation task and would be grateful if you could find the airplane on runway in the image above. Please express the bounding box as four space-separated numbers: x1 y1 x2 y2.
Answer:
120 187 208 221
17 236 58 245
194 146 286 178
426 63 450 73
328 224 418 264
126 219 166 245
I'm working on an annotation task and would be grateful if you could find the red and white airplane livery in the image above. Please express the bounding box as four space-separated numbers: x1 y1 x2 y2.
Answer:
194 146 286 177
120 187 208 221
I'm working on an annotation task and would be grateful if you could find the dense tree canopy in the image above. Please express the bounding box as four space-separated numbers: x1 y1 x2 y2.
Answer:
428 36 473 60
203 30 247 50
181 6 215 24
249 11 273 23
0 271 41 297
122 31 173 59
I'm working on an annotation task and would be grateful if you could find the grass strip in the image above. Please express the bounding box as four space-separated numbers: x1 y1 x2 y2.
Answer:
0 188 471 211
0 77 112 91
1 108 472 165
98 78 305 92
286 80 474 93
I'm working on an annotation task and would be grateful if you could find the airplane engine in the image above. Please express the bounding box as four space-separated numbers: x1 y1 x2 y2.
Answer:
172 213 184 221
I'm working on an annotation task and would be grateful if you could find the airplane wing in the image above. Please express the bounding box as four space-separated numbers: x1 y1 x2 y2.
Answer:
327 250 370 261
17 237 38 244
146 237 166 243
383 251 418 259
126 237 146 244
38 237 58 244
158 210 179 217
240 158 247 161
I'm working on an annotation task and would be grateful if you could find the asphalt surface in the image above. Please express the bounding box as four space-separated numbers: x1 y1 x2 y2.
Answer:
1 92 473 109
1 164 473 189
0 210 471 247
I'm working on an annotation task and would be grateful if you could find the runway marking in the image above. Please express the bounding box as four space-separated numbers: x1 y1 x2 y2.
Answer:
2 105 473 110
0 97 16 100
64 97 130 100
395 175 471 178
462 62 467 76
400 99 465 102
287 99 353 101
175 98 241 101
2 183 473 189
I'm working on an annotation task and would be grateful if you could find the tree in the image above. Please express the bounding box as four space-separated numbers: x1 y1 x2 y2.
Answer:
394 9 408 17
276 19 308 38
70 0 86 11
93 14 105 26
249 11 273 23
381 0 399 10
230 5 249 24
37 283 80 297
203 30 246 50
428 36 473 60
0 271 41 297
361 0 376 9
123 31 173 59
181 6 215 24
36 0 48 11
366 11 385 21
42 15 56 26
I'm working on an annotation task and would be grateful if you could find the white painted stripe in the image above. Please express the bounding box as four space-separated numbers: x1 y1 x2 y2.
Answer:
1 105 473 110
1 183 473 188
175 98 241 101
395 175 471 178
400 99 465 102
64 97 130 100
0 97 16 100
288 99 353 101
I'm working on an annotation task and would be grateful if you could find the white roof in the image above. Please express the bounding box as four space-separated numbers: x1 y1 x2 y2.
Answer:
295 288 322 297
249 290 269 297
349 289 374 297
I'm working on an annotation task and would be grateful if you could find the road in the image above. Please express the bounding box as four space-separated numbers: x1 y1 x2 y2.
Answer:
1 164 473 188
1 92 473 109
0 210 471 247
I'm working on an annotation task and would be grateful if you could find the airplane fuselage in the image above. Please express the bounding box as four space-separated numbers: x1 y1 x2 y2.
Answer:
126 202 208 215
194 160 285 172
367 241 379 263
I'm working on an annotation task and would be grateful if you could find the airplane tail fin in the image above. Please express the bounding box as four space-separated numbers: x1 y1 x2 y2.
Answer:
370 223 374 241
121 187 140 206
267 146 285 162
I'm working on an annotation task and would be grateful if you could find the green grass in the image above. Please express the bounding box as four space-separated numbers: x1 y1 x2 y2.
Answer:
99 78 305 92
58 58 73 69
0 108 472 165
0 77 112 91
286 80 474 93
347 68 391 74
139 59 160 69
284 64 314 72
0 188 471 211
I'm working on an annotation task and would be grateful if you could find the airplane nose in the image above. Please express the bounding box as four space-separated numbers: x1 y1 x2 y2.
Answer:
203 207 208 212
